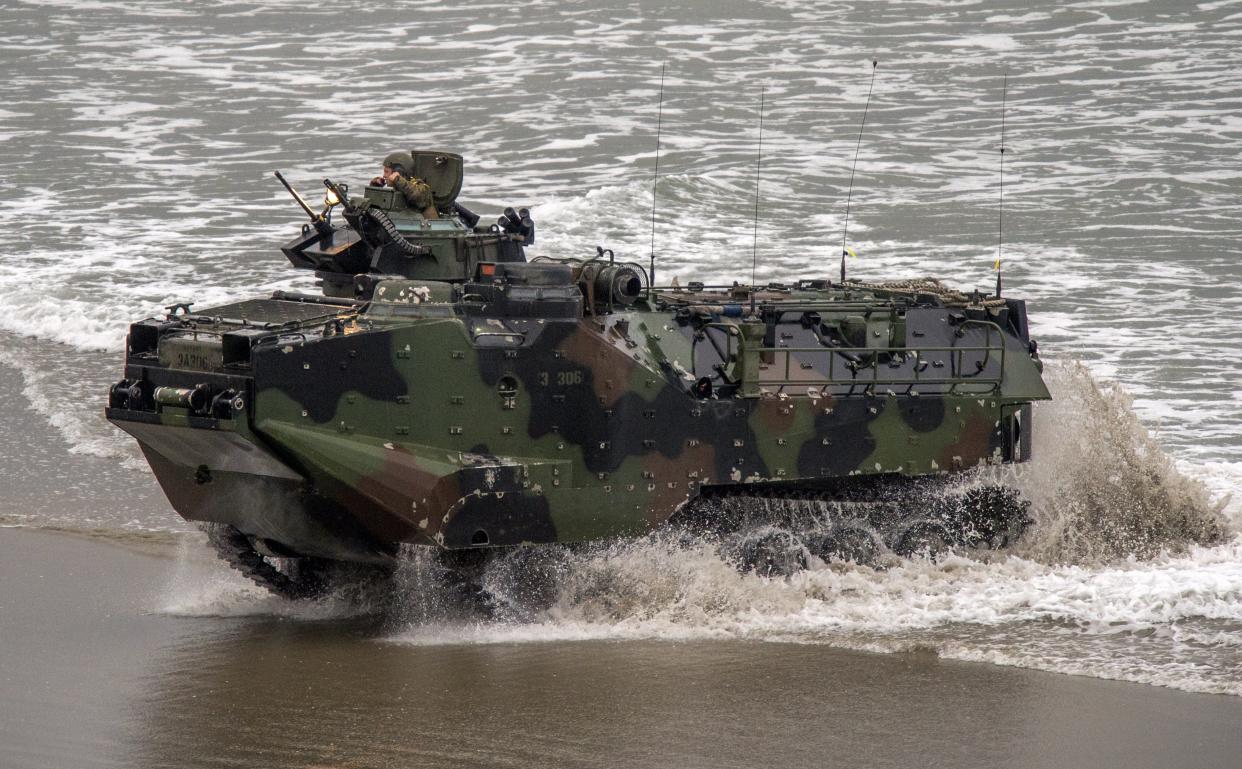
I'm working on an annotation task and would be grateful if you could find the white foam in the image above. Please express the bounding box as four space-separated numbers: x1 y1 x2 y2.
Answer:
382 535 1242 695
928 34 1021 51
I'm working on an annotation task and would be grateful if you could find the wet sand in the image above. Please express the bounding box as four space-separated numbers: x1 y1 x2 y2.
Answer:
2 527 1241 769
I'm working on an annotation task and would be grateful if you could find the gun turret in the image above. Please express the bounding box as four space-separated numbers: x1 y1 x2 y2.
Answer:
324 176 424 260
280 162 531 295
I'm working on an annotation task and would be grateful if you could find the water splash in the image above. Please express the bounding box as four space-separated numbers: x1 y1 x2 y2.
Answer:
375 535 1242 696
1012 359 1229 563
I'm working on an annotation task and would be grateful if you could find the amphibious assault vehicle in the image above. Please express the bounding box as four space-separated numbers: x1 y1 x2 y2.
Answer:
106 151 1050 598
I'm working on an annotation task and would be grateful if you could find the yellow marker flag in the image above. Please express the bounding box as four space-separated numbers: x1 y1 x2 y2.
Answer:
845 246 858 258
993 258 1001 270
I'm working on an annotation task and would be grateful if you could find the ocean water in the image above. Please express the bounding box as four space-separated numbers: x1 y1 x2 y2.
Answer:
1 0 1240 699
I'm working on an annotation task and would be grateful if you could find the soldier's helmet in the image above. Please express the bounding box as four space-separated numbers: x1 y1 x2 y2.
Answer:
382 150 415 177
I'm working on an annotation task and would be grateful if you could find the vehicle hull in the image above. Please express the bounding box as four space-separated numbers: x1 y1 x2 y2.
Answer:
108 279 1048 574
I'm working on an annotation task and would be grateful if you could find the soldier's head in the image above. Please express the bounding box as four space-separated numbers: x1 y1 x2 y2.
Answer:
381 150 414 183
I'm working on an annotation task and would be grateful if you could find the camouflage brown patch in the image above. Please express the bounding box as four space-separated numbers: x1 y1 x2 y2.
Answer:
639 441 718 524
353 444 464 541
558 322 638 407
936 410 995 470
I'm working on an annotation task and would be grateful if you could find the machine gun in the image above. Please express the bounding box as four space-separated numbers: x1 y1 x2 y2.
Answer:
274 171 333 236
323 177 422 256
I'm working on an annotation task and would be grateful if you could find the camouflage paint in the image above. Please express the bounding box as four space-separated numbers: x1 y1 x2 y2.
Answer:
108 278 1049 562
106 174 1049 563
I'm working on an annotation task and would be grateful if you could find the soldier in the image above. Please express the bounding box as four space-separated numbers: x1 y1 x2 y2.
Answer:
370 151 438 219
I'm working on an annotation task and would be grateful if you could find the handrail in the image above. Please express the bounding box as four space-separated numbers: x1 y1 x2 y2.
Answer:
702 318 1008 396
758 344 1005 389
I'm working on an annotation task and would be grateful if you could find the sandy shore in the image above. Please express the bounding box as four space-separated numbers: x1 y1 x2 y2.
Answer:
2 526 1241 769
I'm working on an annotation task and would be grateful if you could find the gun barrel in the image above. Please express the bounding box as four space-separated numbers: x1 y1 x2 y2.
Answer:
274 171 319 222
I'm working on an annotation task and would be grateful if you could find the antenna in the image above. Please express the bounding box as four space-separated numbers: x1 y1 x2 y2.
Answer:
995 71 1008 298
649 61 667 298
841 59 878 284
750 85 766 294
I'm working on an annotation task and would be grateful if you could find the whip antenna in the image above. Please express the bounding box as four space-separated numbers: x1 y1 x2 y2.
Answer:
750 85 766 293
995 71 1008 298
648 61 667 297
841 59 878 283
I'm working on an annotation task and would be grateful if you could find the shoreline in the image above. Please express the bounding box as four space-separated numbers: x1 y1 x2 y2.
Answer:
4 526 1242 769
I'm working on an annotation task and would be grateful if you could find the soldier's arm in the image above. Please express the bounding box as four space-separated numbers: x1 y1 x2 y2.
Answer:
392 174 433 210
390 173 414 197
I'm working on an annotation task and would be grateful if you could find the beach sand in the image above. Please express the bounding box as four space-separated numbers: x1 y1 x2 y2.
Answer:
2 526 1241 769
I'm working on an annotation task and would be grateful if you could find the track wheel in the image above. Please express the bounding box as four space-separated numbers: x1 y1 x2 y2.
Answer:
727 529 808 578
481 545 568 620
808 524 882 565
895 520 953 560
203 523 391 600
953 485 1032 547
